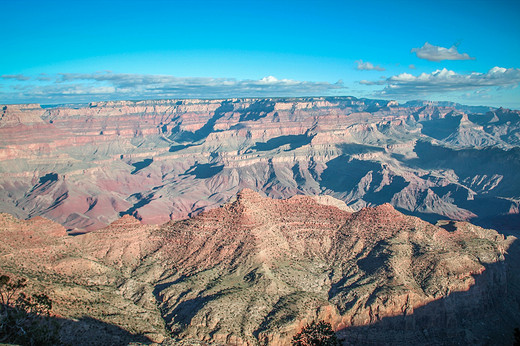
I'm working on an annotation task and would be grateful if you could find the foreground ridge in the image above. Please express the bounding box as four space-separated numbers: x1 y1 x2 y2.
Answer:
0 190 518 345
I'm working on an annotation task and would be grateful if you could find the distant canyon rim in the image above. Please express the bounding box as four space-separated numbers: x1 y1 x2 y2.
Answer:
0 96 519 233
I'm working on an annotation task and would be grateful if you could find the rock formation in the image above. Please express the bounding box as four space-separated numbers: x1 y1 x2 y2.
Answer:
0 97 519 232
0 191 518 345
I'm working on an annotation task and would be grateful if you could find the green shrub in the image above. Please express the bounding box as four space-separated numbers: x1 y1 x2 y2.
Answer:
292 320 339 346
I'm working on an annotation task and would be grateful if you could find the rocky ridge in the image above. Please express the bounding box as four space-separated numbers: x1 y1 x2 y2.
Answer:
0 190 518 345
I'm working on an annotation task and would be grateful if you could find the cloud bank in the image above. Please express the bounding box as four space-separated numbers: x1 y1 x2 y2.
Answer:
0 73 346 104
371 67 520 97
411 43 475 62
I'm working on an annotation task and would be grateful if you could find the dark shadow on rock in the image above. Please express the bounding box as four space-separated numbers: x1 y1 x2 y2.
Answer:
169 144 194 152
163 292 226 332
28 172 60 195
335 236 520 346
39 173 59 185
363 175 409 206
400 141 520 230
467 108 520 126
119 192 153 217
183 163 224 179
386 182 515 231
406 141 520 198
419 115 462 141
477 214 520 232
337 143 386 156
292 162 307 186
238 100 275 122
177 101 234 142
58 315 153 345
252 292 307 339
0 312 154 346
393 206 449 225
252 134 313 152
356 241 390 277
321 156 381 193
152 275 187 305
131 158 153 174
437 220 457 232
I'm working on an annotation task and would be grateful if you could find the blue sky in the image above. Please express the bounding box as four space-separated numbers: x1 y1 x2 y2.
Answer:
1 0 520 108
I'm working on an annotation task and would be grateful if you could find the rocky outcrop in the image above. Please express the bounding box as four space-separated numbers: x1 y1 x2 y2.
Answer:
155 190 515 344
0 191 517 345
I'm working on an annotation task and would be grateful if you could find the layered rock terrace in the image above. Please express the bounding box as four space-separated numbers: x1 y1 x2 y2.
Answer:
0 97 519 232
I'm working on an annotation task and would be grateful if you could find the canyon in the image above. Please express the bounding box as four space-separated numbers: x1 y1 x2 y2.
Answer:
1 97 520 344
0 97 519 233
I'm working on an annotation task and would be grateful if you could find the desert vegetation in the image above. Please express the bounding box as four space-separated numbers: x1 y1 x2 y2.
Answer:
0 274 61 345
292 320 339 345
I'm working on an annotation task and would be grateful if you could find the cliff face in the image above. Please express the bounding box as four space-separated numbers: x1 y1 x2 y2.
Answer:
0 191 516 345
0 97 519 232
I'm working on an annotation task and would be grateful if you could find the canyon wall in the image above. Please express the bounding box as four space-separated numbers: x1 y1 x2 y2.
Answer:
0 97 519 232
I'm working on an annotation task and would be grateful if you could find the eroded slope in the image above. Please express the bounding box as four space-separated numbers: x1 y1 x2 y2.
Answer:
1 190 516 345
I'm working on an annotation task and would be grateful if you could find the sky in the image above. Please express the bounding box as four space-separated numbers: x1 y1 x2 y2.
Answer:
1 0 520 108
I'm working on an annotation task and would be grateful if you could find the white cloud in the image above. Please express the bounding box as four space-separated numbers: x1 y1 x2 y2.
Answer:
356 60 385 71
259 76 279 84
411 42 475 62
376 67 520 96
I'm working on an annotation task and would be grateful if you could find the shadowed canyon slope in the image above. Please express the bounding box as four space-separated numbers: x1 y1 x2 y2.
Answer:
1 190 518 345
1 97 519 232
